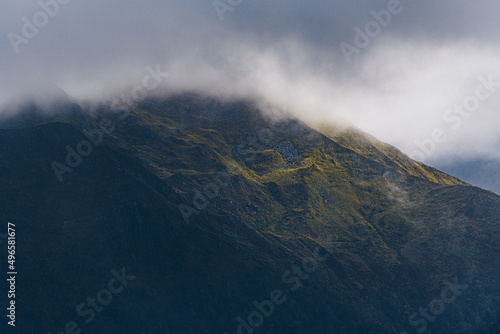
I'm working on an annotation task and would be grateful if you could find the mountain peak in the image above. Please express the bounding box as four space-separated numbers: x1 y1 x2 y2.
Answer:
0 84 83 129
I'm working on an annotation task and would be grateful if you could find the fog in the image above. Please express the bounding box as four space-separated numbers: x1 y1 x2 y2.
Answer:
1 0 500 168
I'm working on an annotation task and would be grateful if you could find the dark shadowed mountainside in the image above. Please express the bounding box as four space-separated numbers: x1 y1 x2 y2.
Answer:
0 93 499 333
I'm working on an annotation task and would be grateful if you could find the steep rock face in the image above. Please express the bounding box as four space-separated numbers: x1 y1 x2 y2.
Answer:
0 93 499 333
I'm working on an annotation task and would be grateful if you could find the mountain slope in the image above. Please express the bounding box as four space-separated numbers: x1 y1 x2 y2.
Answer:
0 93 499 333
434 157 500 196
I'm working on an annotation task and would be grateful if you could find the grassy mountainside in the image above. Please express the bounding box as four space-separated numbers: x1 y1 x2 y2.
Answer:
0 93 499 333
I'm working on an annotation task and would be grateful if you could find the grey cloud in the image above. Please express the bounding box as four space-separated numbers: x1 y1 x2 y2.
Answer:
1 0 500 171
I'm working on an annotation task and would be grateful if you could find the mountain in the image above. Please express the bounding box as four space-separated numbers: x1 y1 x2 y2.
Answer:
0 84 83 129
433 158 500 196
1 93 500 333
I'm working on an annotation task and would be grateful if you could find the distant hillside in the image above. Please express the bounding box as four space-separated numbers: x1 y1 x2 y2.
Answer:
434 158 500 196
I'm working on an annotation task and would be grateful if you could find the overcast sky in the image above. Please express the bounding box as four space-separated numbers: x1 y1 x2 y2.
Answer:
1 0 500 166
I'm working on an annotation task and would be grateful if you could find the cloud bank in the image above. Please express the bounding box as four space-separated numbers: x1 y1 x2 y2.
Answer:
1 0 500 166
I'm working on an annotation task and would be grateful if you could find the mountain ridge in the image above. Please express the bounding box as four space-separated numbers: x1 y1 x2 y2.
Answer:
0 93 499 333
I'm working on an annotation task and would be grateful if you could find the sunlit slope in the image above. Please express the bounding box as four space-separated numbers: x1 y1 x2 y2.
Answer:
317 123 464 186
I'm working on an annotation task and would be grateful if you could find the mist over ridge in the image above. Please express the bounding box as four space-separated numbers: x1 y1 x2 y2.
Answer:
2 0 500 188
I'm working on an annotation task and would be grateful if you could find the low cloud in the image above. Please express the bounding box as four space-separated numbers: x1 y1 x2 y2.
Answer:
1 0 499 166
